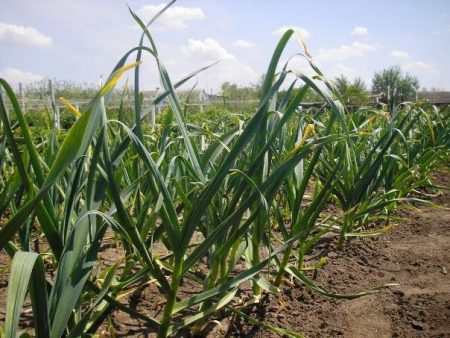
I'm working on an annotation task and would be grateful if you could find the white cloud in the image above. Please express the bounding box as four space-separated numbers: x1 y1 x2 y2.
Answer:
329 63 357 78
234 39 255 48
273 26 311 39
179 38 257 88
389 50 438 74
285 57 356 80
0 22 53 48
181 38 235 61
351 26 369 36
317 42 379 61
0 67 43 85
137 38 256 90
283 56 314 74
215 60 258 85
391 50 410 60
404 60 438 74
136 3 205 30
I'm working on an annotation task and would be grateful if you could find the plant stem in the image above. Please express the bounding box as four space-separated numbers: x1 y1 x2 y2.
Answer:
157 262 182 338
274 245 292 286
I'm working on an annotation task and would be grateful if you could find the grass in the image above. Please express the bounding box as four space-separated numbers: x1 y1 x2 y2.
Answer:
0 2 449 337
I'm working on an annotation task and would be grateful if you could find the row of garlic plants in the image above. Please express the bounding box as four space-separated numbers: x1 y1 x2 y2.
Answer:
1 5 449 338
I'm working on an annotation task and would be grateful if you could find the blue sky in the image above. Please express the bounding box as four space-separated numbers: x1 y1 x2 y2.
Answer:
1 0 449 92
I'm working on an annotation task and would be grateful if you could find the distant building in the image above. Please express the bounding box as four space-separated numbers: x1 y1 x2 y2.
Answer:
418 91 450 106
198 90 225 103
365 91 450 106
367 91 382 104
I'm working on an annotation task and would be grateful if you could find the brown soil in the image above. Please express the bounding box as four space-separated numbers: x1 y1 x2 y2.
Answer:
1 171 449 337
217 171 450 338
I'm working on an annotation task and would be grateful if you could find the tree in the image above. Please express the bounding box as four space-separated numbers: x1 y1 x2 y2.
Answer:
334 75 369 106
221 82 239 98
253 73 266 96
220 82 259 101
277 85 323 104
372 66 419 109
23 78 98 99
335 75 350 96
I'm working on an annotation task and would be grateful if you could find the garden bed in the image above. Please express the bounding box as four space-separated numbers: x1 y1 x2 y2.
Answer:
64 170 450 338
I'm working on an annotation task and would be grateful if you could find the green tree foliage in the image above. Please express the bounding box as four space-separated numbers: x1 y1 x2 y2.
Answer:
23 78 132 101
24 79 98 99
220 81 259 101
371 66 419 109
277 85 323 105
334 75 369 106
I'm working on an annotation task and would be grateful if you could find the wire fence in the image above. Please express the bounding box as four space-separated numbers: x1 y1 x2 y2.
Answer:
1 79 349 130
0 80 266 129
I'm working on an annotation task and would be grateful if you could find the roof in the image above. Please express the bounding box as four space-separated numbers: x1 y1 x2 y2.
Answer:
418 91 450 104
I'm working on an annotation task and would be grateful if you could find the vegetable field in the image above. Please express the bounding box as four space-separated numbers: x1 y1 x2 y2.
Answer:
1 4 449 338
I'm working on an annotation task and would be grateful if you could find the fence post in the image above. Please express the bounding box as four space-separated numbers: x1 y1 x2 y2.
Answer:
201 123 206 151
150 88 160 126
151 106 156 125
0 86 8 120
57 106 61 127
49 79 60 129
19 82 25 112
